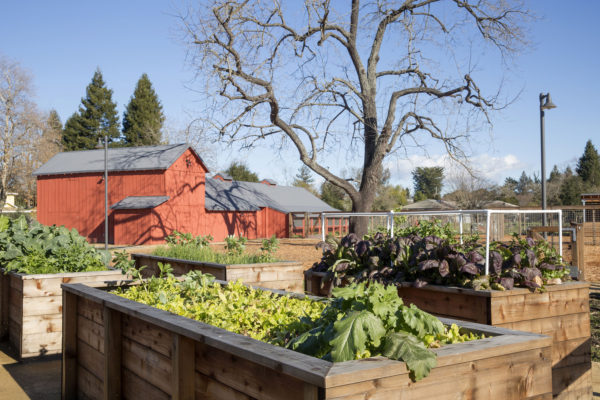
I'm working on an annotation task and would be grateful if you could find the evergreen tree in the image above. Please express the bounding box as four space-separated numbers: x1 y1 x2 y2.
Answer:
548 165 561 182
62 69 120 150
47 109 63 134
122 74 164 146
412 167 444 200
576 140 600 186
293 165 314 186
292 165 316 193
516 171 533 195
559 175 584 205
225 161 259 182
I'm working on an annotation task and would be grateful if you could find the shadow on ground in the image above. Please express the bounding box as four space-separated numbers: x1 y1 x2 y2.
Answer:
0 342 60 400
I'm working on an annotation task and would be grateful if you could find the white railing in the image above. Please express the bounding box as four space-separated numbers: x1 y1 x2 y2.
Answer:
320 209 563 275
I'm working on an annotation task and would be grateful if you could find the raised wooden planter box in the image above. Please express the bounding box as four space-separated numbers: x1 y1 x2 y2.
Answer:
132 253 305 293
305 270 591 399
0 269 125 358
62 280 553 400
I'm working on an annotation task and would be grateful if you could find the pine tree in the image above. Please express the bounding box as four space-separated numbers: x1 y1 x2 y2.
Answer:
47 110 63 134
293 165 314 191
62 69 120 150
576 140 600 186
548 165 561 182
122 74 164 146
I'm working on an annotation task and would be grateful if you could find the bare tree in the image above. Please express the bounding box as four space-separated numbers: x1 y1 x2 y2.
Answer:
181 0 529 234
13 111 62 208
0 56 44 209
444 170 497 208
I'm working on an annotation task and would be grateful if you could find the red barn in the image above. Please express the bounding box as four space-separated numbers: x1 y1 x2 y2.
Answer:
34 144 336 244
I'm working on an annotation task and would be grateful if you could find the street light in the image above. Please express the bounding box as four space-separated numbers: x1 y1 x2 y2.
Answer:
539 92 557 227
96 136 108 251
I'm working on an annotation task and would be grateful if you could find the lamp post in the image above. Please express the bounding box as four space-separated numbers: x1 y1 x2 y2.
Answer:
539 92 557 227
97 136 108 251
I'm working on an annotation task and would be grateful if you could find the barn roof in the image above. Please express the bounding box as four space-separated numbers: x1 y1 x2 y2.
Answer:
33 144 204 176
402 199 457 211
205 179 338 213
111 196 169 210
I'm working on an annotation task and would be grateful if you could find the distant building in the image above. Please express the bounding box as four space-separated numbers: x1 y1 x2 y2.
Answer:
481 200 518 209
34 144 336 245
581 193 600 206
402 199 457 211
2 193 18 210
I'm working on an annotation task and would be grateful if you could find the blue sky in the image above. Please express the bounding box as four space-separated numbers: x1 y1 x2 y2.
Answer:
2 1 599 191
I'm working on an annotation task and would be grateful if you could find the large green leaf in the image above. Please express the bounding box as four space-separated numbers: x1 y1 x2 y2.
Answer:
0 216 9 232
329 310 385 362
382 331 437 381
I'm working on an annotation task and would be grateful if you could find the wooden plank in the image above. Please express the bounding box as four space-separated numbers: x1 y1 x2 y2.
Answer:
8 318 21 356
397 286 489 324
77 364 103 400
489 287 589 325
122 368 169 400
21 313 62 334
121 314 171 358
104 307 122 400
495 312 590 343
325 346 551 399
78 296 104 325
552 363 592 399
62 291 78 400
326 334 551 388
552 337 590 368
195 341 310 400
77 313 104 353
9 284 22 324
0 273 9 339
22 294 62 316
21 331 62 356
575 223 586 280
77 339 105 382
172 334 195 400
122 336 173 395
21 271 125 297
194 370 254 400
249 279 305 293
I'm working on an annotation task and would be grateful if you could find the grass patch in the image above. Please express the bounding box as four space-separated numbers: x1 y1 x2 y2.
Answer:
152 244 275 264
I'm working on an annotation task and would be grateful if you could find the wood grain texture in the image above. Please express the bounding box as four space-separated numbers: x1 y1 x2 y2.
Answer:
62 291 78 400
62 281 555 400
133 253 305 293
103 307 122 400
1 269 123 359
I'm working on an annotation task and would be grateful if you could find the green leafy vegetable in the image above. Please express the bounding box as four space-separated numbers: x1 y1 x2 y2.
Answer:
0 215 108 274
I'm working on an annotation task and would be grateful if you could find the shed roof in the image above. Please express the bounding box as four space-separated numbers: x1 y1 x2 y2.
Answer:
212 172 233 181
33 144 204 176
205 179 338 213
111 196 169 210
402 199 457 211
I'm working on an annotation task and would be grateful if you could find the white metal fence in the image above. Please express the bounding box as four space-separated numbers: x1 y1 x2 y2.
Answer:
320 209 563 275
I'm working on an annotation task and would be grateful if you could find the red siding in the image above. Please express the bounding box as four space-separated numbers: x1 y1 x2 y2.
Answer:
37 170 165 242
36 148 292 244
